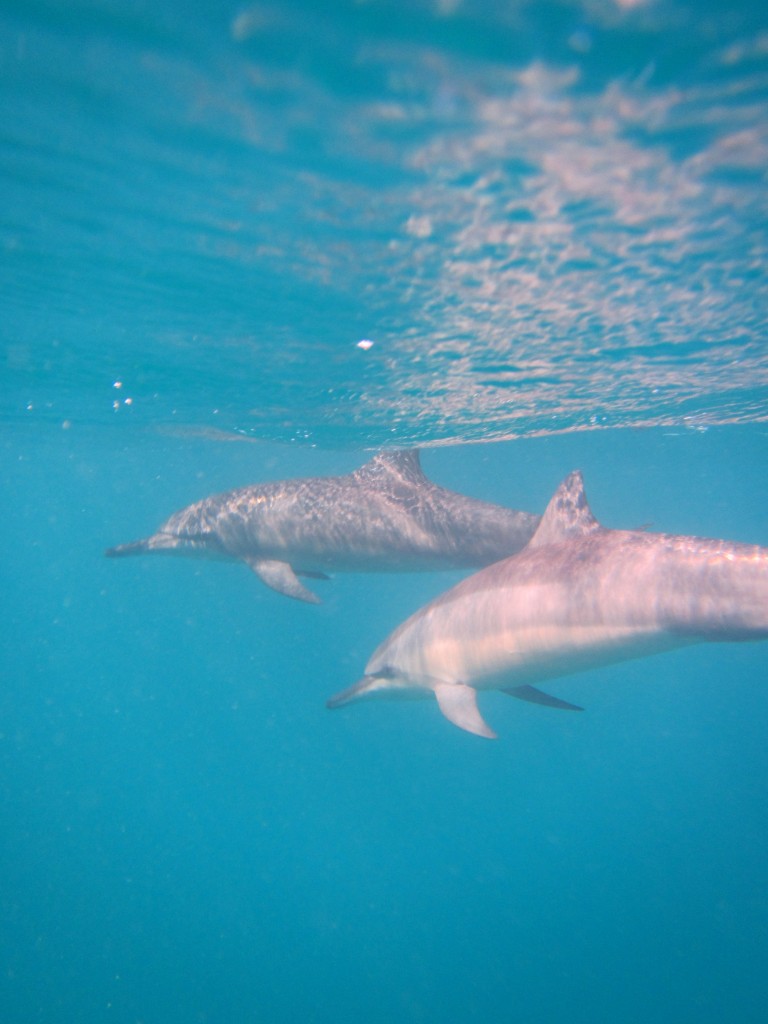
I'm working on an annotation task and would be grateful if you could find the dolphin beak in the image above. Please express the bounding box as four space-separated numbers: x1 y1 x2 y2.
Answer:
105 538 151 557
326 675 383 708
105 533 181 557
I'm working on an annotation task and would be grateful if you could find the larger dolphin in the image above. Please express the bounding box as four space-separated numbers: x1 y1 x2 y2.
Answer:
106 450 540 603
328 471 768 737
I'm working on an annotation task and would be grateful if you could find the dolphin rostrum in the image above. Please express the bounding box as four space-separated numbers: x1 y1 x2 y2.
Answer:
106 450 540 603
328 471 768 737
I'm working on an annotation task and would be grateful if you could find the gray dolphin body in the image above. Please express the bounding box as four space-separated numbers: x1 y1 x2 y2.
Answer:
328 471 768 737
106 450 540 603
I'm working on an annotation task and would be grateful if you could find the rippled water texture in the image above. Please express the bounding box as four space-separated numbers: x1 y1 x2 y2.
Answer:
2 0 767 444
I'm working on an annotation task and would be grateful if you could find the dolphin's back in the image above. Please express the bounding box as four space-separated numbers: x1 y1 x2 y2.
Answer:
369 527 768 691
330 470 768 737
203 451 539 572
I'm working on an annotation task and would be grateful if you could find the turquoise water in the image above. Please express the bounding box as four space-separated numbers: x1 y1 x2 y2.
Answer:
2 1 768 1022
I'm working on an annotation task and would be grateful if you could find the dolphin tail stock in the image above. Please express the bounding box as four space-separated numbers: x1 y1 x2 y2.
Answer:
245 556 322 604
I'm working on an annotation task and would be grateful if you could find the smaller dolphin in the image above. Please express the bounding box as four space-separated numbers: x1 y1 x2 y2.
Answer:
328 471 768 737
106 450 540 603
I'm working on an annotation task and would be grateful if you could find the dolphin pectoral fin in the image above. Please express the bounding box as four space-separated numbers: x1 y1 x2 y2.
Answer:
502 684 584 712
433 683 497 739
245 557 321 604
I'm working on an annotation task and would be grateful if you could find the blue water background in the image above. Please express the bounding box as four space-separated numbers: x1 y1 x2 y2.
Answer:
2 1 768 1022
3 426 768 1023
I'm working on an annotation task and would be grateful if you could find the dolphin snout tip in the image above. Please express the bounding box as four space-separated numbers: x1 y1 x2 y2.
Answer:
326 675 379 709
104 539 149 557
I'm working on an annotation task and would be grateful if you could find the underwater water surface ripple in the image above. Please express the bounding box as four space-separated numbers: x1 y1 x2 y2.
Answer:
1 0 767 445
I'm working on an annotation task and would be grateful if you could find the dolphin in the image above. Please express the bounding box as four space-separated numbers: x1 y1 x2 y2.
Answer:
106 450 540 603
328 470 768 737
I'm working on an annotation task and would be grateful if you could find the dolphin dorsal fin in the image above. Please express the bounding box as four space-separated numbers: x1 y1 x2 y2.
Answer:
527 471 601 549
353 449 426 485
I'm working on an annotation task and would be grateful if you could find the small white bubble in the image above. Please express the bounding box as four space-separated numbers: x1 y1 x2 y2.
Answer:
357 339 374 351
124 397 133 406
113 380 122 389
